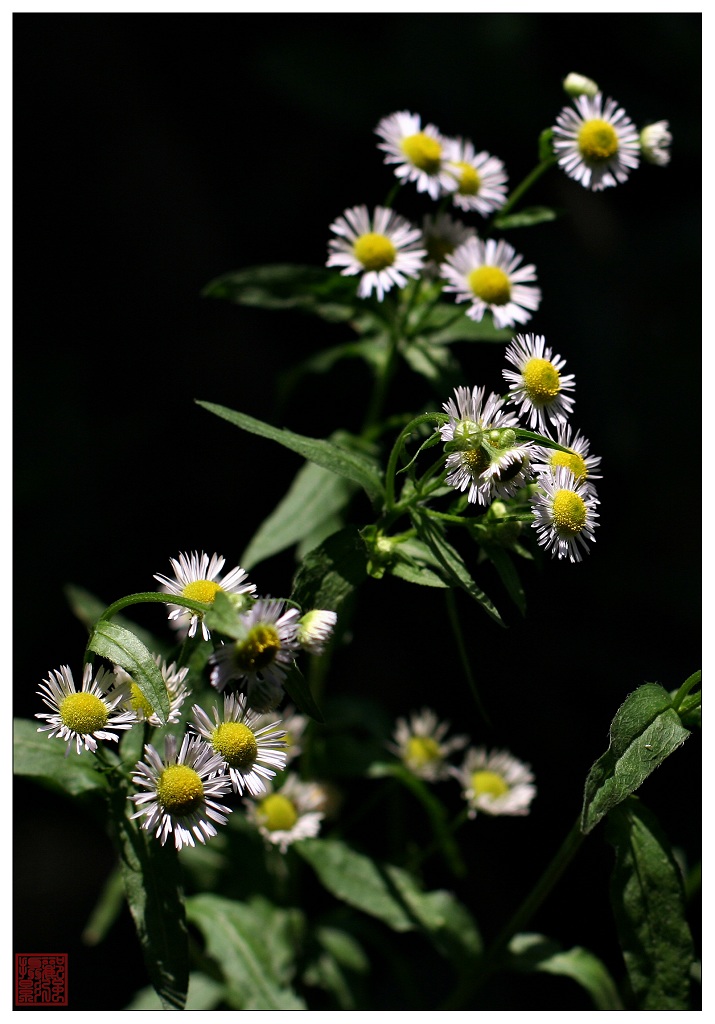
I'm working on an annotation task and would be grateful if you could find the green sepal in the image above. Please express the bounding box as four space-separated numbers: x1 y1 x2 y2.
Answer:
87 620 171 725
13 717 111 795
492 205 561 230
202 263 359 323
506 932 624 1010
605 797 695 1009
196 401 384 506
185 893 307 1009
109 782 189 1010
581 683 691 834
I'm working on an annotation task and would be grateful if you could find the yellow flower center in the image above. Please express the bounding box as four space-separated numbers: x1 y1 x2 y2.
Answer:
212 722 258 770
234 625 281 673
129 682 155 719
471 769 509 799
577 118 619 162
461 446 491 476
59 692 108 734
467 266 511 305
550 450 588 481
353 232 397 272
455 161 481 195
552 489 587 535
156 764 204 817
522 357 560 402
182 579 223 604
400 131 442 173
258 793 298 832
406 735 442 767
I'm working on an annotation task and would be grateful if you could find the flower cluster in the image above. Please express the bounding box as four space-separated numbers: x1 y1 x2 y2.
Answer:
440 333 601 562
390 708 536 818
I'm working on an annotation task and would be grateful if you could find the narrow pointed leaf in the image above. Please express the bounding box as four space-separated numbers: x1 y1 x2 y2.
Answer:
492 205 560 230
196 401 384 505
290 525 368 613
87 620 170 725
606 798 694 1009
581 683 691 834
202 263 358 322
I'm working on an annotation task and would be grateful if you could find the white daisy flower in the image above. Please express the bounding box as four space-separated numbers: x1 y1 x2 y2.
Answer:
421 212 476 276
36 664 137 757
255 704 309 764
190 692 287 796
327 204 426 302
111 655 190 727
552 92 641 191
374 110 454 199
389 708 468 782
562 72 599 99
209 597 301 712
296 608 337 655
154 551 256 641
502 333 576 433
452 746 536 818
531 421 602 496
129 733 232 851
440 384 534 506
245 774 324 854
441 236 541 329
530 465 600 563
639 121 672 166
443 138 508 217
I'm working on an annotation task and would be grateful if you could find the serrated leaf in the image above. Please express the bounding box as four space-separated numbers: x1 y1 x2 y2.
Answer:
581 683 691 834
290 525 368 613
186 893 306 1009
111 785 189 1009
202 263 358 322
606 798 694 1009
412 511 504 625
492 205 560 230
196 401 384 506
87 620 170 725
241 459 357 570
13 717 109 795
507 933 623 1010
296 837 481 964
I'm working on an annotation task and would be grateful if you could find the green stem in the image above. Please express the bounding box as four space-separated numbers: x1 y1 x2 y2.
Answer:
671 669 701 712
445 589 492 728
442 816 585 1008
96 591 211 623
384 413 446 511
494 155 558 222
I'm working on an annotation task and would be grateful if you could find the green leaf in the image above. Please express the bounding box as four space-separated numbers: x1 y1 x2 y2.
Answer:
581 683 691 834
124 972 226 1010
111 785 189 1009
282 662 324 723
416 303 514 345
507 933 623 1010
186 893 306 1009
240 459 358 570
480 542 526 615
196 401 384 506
13 717 109 795
302 926 369 1010
290 525 368 613
400 336 464 392
412 510 504 626
606 798 694 1009
202 263 359 322
296 837 481 963
82 865 125 946
87 620 170 725
492 205 560 230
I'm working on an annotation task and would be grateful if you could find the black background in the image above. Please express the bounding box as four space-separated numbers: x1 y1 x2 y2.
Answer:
13 11 701 1011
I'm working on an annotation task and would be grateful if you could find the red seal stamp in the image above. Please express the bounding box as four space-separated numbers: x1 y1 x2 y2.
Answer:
15 954 68 1007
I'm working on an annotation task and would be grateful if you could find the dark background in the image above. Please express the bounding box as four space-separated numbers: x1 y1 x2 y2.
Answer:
13 11 701 1011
